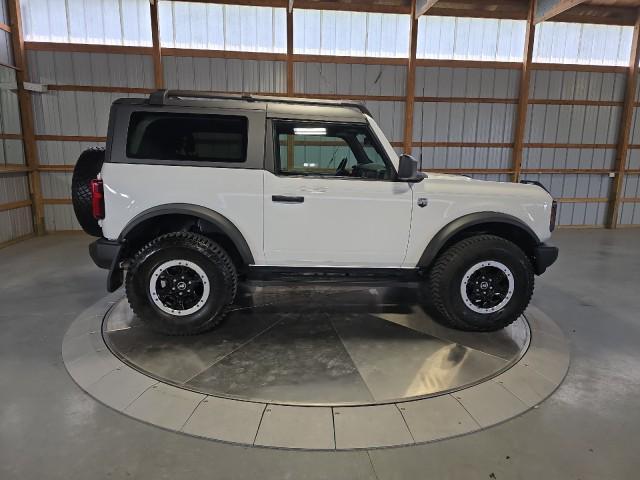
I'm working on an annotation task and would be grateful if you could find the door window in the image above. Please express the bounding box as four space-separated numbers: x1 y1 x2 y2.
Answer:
274 122 394 180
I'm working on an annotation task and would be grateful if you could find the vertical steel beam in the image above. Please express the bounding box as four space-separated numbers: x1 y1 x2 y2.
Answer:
403 0 419 155
286 7 294 96
7 0 45 235
512 0 537 183
150 0 164 89
608 10 640 228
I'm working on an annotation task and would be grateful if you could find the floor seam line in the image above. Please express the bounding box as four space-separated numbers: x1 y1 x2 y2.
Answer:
178 395 208 432
366 451 382 480
327 312 377 403
395 403 416 444
252 403 269 446
450 394 483 429
180 318 286 384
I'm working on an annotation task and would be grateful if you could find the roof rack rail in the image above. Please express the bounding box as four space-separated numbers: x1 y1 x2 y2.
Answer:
147 90 372 117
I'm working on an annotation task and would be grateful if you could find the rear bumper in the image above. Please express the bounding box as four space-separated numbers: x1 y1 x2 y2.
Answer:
89 238 124 292
532 243 559 275
89 238 121 269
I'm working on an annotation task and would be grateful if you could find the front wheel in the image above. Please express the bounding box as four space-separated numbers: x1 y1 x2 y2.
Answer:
423 235 534 332
126 232 237 335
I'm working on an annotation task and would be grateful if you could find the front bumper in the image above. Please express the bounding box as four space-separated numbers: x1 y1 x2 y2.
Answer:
89 238 124 292
532 243 559 275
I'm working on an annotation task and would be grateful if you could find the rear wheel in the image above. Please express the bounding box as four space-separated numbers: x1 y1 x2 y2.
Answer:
424 235 534 332
126 232 238 335
71 148 105 237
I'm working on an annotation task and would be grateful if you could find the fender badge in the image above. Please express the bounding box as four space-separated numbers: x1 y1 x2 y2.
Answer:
417 197 428 208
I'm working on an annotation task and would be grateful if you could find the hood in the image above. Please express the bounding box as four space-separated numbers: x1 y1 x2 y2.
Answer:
419 172 553 203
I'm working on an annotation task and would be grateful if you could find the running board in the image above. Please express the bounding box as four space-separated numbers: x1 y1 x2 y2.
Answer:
246 266 421 283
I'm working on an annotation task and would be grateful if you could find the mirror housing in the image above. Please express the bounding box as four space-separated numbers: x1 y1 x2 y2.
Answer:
397 154 422 182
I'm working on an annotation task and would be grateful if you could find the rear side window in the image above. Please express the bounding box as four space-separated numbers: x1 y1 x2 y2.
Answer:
126 112 247 163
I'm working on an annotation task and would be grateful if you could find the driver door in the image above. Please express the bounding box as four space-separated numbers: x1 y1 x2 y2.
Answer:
262 119 413 267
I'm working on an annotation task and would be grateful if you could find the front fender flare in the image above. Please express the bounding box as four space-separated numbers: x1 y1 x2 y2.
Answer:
417 212 541 269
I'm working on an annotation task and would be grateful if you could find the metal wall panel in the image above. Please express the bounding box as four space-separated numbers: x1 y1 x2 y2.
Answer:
31 91 146 136
27 51 154 88
20 0 152 46
533 22 633 66
0 66 20 133
363 101 405 142
417 147 512 171
44 204 80 231
0 173 29 203
295 63 406 96
294 9 409 58
414 102 516 143
619 174 640 225
629 107 640 145
530 70 626 101
525 104 620 144
415 67 520 98
37 140 104 166
160 2 286 53
417 17 526 62
163 56 286 93
0 207 33 243
0 0 7 24
523 148 616 171
40 171 70 199
0 30 12 66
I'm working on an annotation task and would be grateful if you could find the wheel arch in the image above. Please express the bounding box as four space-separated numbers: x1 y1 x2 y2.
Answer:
418 212 541 270
119 204 255 268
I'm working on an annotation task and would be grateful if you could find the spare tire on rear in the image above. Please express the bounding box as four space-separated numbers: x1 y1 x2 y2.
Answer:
71 148 105 237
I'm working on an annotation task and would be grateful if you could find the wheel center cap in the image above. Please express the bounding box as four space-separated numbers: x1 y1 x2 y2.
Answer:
480 281 489 290
176 281 187 291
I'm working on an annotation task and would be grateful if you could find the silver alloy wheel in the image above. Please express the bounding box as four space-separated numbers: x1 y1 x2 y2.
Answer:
460 260 514 314
149 259 210 316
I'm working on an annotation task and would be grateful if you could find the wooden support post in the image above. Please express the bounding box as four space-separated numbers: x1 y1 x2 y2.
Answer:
512 0 536 183
150 0 163 89
403 1 419 155
608 10 640 229
7 0 45 235
286 7 294 96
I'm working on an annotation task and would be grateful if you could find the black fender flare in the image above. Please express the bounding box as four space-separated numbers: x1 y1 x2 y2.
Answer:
105 204 255 292
119 203 255 265
417 212 541 269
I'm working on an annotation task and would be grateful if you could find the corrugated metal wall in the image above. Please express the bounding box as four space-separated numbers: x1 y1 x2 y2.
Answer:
523 69 625 226
620 82 640 225
1 0 34 244
11 1 640 233
27 50 152 231
412 66 519 184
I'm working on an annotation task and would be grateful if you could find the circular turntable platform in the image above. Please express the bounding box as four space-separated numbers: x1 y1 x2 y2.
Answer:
63 282 569 450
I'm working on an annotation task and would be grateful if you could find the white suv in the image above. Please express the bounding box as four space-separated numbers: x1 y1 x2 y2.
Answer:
71 90 558 335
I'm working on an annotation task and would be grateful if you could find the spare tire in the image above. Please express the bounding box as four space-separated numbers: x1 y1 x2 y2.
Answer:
71 148 105 237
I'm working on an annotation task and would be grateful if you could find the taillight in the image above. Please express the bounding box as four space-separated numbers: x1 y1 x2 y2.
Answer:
550 200 558 232
91 179 105 220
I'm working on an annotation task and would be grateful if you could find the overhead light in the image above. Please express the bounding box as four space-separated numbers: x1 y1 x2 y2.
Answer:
294 127 326 136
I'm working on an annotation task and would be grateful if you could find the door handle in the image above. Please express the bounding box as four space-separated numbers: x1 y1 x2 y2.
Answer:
272 195 305 204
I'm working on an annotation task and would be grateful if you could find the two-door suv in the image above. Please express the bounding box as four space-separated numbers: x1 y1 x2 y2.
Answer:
72 90 558 335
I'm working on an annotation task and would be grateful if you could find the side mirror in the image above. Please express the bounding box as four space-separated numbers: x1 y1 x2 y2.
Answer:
397 154 422 182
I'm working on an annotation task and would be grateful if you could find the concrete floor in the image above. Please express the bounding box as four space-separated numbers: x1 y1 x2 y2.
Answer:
0 230 638 479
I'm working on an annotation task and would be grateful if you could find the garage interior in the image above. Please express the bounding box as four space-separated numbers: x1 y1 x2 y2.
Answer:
1 0 640 479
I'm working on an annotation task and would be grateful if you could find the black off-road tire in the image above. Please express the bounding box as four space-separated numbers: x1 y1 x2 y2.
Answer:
424 235 534 332
71 148 105 237
125 232 238 335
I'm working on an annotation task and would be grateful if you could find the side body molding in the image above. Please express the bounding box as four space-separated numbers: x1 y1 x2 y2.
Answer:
119 203 256 265
417 212 541 268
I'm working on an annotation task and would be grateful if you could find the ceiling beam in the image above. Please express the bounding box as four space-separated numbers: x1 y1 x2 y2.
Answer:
534 0 588 24
415 0 440 18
